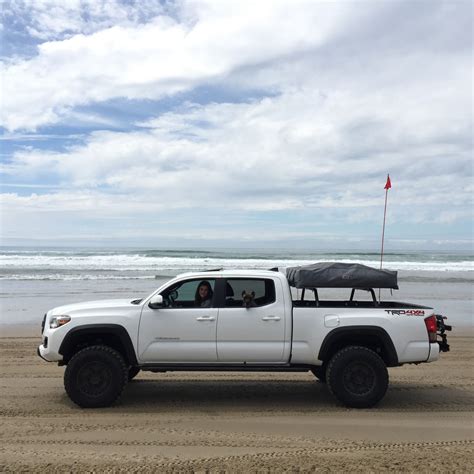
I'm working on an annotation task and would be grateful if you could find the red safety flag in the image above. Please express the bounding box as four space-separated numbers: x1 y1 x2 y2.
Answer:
384 174 391 190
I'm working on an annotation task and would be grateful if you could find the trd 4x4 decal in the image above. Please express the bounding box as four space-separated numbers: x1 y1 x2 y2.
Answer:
385 309 425 316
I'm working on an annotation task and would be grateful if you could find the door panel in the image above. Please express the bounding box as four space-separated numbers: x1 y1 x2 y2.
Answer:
138 278 218 363
216 278 286 363
139 306 218 362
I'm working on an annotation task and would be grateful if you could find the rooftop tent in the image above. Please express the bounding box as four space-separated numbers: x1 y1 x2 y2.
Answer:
286 262 398 289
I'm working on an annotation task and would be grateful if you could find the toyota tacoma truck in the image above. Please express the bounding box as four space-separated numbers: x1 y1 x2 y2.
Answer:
38 263 451 409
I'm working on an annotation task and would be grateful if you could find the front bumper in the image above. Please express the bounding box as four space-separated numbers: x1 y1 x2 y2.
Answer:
38 311 65 363
37 345 49 362
37 337 63 363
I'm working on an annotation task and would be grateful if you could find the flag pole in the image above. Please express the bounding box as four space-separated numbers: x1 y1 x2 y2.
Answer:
379 174 391 300
380 187 389 269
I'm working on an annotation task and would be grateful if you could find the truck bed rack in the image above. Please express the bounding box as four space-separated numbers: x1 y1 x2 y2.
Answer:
292 299 431 309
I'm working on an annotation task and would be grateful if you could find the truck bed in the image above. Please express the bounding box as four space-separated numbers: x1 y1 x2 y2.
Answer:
293 300 431 309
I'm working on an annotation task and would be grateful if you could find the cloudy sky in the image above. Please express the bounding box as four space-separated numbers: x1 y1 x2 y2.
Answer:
0 0 472 250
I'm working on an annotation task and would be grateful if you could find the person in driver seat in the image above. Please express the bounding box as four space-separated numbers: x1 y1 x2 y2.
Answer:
195 280 213 308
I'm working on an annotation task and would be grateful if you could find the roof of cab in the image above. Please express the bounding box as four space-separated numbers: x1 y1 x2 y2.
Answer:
176 269 285 279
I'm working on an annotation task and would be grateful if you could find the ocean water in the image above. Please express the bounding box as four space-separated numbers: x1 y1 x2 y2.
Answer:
1 247 472 280
0 247 472 328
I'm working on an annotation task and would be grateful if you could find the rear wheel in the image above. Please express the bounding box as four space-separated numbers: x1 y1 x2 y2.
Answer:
128 367 140 381
326 346 388 408
64 345 128 408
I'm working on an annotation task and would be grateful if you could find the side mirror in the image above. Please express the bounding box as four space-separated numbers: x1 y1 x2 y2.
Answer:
148 294 163 309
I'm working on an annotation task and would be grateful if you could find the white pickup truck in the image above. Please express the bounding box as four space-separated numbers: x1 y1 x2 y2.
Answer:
38 263 451 409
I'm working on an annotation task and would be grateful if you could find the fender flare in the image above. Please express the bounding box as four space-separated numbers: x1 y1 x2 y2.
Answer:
58 324 138 365
318 325 399 366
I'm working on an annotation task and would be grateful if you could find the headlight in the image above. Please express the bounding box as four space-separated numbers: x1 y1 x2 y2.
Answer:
49 315 71 329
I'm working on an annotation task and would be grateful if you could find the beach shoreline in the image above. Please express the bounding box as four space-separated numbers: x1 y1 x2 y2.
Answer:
2 247 472 328
2 268 472 329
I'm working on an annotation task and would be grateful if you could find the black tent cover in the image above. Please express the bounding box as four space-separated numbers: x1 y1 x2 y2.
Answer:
286 262 398 289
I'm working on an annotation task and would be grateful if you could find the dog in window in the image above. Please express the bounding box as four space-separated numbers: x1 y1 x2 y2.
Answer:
242 290 257 308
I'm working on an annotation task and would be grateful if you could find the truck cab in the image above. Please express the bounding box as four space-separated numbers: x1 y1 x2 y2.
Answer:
137 270 292 364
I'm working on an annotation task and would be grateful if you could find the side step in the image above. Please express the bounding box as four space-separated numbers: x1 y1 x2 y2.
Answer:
140 364 315 373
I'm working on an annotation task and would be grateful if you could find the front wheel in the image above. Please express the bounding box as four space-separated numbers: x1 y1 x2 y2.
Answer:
310 366 326 383
326 346 388 408
64 345 128 408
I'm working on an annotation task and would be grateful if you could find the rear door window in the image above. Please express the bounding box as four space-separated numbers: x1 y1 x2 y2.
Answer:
223 278 276 307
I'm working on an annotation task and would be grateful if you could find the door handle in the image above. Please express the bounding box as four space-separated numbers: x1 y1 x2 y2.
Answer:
262 316 281 321
196 316 216 321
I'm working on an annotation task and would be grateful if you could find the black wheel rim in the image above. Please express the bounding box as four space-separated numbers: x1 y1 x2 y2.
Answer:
342 361 376 396
77 361 112 397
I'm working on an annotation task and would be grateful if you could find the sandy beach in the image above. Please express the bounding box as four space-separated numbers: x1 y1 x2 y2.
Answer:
0 328 472 472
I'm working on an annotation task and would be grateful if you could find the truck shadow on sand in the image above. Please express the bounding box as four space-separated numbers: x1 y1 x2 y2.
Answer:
114 378 474 412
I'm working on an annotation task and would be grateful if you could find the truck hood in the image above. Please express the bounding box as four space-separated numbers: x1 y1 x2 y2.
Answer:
50 299 139 316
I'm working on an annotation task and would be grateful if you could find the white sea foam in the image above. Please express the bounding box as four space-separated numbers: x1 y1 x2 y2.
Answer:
0 274 156 281
0 252 472 279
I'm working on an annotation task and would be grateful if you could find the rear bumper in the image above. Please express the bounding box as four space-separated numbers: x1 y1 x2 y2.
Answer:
427 342 440 362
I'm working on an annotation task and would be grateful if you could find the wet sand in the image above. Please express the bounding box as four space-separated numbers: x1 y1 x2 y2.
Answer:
0 332 473 472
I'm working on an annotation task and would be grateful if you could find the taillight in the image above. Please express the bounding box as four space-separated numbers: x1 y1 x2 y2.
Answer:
424 315 437 343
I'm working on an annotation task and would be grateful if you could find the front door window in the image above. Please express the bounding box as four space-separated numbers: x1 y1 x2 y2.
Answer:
161 279 216 308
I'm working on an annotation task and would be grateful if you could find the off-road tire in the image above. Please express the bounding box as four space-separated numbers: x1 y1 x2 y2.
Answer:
311 366 326 383
326 345 388 408
128 367 140 381
64 345 128 408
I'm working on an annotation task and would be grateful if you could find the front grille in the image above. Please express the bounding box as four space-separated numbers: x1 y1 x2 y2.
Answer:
41 314 46 334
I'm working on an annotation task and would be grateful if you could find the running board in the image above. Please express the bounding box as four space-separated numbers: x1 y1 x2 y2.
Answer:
140 364 315 373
